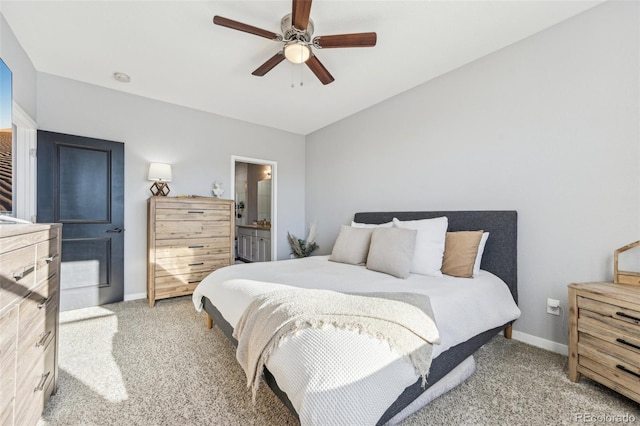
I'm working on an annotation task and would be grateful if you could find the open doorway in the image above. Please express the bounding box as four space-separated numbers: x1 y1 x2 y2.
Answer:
230 156 277 262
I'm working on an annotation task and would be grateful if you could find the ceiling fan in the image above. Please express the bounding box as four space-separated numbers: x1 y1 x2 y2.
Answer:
213 0 377 85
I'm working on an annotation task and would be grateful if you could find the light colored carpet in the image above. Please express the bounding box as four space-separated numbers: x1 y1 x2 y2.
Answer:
39 296 639 426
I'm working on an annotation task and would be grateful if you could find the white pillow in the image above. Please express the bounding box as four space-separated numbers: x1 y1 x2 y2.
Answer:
351 221 393 228
392 216 448 277
473 232 490 276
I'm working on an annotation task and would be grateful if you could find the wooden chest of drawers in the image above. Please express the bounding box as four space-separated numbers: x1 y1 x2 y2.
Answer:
568 282 640 403
147 197 234 307
0 223 61 426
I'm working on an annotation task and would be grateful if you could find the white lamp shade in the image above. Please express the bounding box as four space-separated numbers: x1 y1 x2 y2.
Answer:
148 163 172 182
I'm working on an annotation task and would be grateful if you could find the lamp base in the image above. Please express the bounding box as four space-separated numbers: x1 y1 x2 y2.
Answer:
150 182 170 196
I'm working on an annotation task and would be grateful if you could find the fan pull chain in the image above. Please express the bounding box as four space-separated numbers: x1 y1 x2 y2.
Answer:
299 63 304 87
299 48 304 87
290 64 304 88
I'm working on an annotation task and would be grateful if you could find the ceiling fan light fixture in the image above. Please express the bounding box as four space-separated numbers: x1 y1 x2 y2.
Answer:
284 41 311 64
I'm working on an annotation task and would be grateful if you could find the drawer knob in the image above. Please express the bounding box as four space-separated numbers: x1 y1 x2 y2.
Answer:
12 265 35 281
188 211 204 214
616 338 640 351
188 262 204 266
616 364 640 379
37 297 50 309
34 372 51 392
45 253 59 263
188 245 204 249
36 330 52 348
615 311 640 323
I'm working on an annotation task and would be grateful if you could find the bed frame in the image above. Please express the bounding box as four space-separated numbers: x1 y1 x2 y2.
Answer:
201 210 518 425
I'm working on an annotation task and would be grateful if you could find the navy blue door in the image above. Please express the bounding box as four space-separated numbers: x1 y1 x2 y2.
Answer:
37 130 124 310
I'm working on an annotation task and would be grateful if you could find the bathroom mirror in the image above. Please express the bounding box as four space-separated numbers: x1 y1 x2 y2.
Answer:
257 179 271 222
234 162 272 225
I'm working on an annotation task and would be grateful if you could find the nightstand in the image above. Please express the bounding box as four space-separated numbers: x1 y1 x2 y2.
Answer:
568 282 640 403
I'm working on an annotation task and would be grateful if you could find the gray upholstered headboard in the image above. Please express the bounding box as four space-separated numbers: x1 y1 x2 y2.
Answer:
353 211 518 304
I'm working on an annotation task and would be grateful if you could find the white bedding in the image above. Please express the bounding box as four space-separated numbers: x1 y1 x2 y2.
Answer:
192 256 521 425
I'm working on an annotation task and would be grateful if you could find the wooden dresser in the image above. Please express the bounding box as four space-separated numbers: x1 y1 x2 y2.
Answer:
0 223 61 426
147 197 234 307
568 282 640 403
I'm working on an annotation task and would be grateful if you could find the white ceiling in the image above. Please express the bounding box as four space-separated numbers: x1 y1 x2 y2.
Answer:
1 0 604 135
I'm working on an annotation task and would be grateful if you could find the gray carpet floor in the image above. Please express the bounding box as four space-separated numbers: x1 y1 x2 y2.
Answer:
38 296 639 426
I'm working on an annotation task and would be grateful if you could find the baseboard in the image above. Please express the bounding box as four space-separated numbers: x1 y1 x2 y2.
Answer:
124 292 147 302
511 330 568 356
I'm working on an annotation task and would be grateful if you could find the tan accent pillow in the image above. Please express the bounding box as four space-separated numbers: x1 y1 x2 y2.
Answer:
329 225 373 265
366 227 417 279
442 231 484 278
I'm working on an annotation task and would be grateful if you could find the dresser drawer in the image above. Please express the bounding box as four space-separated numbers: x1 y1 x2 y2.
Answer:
154 271 211 287
154 270 225 300
578 297 640 343
579 331 640 365
579 332 640 379
155 221 231 240
0 306 18 363
155 282 199 300
34 237 60 286
18 276 59 338
0 306 18 415
0 244 38 310
15 341 56 426
155 206 231 222
154 238 232 259
579 296 640 330
154 199 231 211
154 253 231 276
0 228 55 256
17 299 57 382
579 356 640 402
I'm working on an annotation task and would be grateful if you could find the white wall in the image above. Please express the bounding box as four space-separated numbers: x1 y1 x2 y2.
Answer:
306 0 640 346
37 73 305 299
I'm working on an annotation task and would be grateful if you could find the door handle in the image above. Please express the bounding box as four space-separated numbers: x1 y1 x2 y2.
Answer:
106 228 124 233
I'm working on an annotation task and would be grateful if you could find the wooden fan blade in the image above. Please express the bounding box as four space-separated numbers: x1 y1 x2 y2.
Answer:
252 52 286 76
213 16 281 40
292 0 312 30
306 55 334 85
313 32 377 48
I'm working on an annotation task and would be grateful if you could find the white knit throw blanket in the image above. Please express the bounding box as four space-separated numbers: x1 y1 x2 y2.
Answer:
233 286 440 401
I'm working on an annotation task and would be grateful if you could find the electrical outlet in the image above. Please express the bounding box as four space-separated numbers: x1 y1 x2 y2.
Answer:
547 298 560 315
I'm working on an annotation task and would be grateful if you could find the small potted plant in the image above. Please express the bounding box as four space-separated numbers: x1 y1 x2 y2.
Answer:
287 221 319 258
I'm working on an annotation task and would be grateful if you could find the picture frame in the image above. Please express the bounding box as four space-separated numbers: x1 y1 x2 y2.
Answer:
0 58 13 213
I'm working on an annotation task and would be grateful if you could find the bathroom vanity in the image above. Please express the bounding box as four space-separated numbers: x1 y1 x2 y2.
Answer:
236 224 271 262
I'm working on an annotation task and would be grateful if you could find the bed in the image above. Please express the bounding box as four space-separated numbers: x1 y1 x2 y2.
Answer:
192 211 520 425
